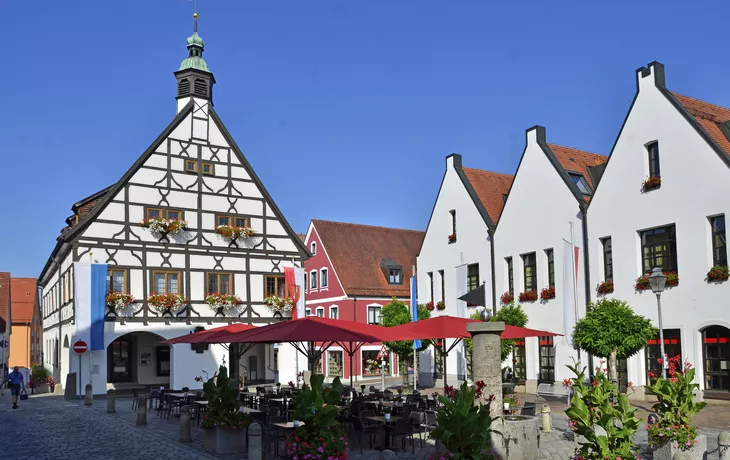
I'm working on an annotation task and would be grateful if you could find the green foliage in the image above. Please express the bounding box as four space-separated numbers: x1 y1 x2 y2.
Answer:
381 297 432 358
564 363 641 460
201 365 251 429
646 364 706 449
465 304 529 377
31 364 50 381
573 298 657 360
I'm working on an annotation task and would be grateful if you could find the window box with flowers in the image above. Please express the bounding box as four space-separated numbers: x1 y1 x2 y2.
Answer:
642 176 661 192
500 292 514 305
106 291 135 313
596 280 614 295
436 300 446 311
636 271 679 290
141 218 189 236
448 233 456 244
707 265 729 282
148 293 187 315
540 286 555 301
263 296 294 315
425 301 435 311
206 293 243 316
518 290 538 302
215 225 257 241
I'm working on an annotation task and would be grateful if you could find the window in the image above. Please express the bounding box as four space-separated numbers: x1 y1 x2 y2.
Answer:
108 268 128 293
329 306 339 320
602 237 613 280
647 141 660 178
207 273 232 295
546 249 555 288
568 172 592 196
304 274 308 292
522 253 537 291
310 271 318 289
467 264 479 292
506 257 514 295
367 306 382 325
202 162 214 175
449 209 457 242
513 340 526 380
640 225 677 274
157 346 171 377
216 215 248 228
265 275 287 298
305 307 311 316
388 269 402 285
320 269 328 288
539 336 555 382
711 215 727 266
428 272 434 303
311 242 316 255
185 160 198 173
646 329 681 383
146 208 183 221
316 307 324 317
438 269 445 302
152 271 180 294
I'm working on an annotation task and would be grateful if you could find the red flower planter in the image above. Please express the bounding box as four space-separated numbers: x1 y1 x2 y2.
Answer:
707 265 729 282
596 280 614 294
642 176 661 192
518 290 538 302
500 292 514 305
540 286 555 301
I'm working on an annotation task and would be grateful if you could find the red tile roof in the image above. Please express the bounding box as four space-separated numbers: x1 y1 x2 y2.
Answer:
0 272 9 333
547 143 607 190
461 168 514 224
671 92 730 158
312 220 424 297
10 278 36 323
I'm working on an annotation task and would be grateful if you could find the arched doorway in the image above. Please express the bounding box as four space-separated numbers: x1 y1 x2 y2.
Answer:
702 325 730 394
107 332 169 387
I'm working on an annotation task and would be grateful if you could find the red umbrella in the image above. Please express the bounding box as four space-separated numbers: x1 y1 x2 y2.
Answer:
163 323 258 344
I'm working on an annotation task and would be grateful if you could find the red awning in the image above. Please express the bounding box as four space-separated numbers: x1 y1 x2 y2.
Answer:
384 315 561 340
223 316 396 344
162 323 258 344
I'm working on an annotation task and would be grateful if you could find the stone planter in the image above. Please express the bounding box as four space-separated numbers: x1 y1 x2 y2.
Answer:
203 426 246 454
32 383 52 394
494 415 540 460
652 434 707 460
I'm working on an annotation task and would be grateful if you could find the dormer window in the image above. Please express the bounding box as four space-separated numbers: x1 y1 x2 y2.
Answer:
388 269 402 285
568 172 592 196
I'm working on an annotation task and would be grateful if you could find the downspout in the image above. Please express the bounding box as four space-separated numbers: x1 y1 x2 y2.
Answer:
580 202 593 378
352 296 357 383
488 229 497 316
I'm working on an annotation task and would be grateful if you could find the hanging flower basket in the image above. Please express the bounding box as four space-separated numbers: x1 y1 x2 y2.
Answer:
148 293 187 314
215 225 257 240
425 301 435 311
500 291 514 305
540 286 555 301
448 233 456 243
642 176 661 192
436 300 446 311
707 265 729 282
140 218 189 235
518 290 538 302
264 296 294 313
205 293 243 311
596 280 614 295
106 291 135 311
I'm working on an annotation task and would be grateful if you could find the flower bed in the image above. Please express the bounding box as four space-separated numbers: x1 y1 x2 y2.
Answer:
148 293 187 314
518 290 538 302
707 265 729 282
596 280 614 295
141 218 188 235
425 301 435 311
642 176 661 192
436 300 446 311
540 286 555 301
205 293 243 311
500 291 514 305
106 291 134 311
263 295 294 313
215 225 257 240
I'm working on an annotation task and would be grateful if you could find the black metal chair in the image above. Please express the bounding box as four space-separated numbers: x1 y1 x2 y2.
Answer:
351 415 378 453
388 417 415 454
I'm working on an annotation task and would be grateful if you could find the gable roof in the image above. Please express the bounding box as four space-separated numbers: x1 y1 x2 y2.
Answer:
312 220 424 297
670 92 730 161
461 168 514 224
10 278 36 324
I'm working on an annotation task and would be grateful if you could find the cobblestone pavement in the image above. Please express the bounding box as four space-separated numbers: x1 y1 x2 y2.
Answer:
0 391 726 460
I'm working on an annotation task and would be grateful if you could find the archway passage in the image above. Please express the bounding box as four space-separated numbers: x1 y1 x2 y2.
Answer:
107 332 169 388
702 325 730 395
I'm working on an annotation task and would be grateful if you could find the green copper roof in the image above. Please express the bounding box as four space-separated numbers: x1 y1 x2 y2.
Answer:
179 32 210 72
186 32 204 47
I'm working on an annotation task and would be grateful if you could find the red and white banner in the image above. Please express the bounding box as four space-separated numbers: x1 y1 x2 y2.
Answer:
562 239 580 348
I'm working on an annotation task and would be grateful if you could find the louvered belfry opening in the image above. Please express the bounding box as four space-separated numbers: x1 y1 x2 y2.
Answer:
177 78 191 98
193 78 208 97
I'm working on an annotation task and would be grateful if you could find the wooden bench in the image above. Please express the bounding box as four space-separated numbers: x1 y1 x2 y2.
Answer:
536 383 572 404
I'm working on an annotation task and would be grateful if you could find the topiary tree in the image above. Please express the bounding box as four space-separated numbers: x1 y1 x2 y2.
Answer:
381 297 432 382
465 303 528 378
573 298 657 383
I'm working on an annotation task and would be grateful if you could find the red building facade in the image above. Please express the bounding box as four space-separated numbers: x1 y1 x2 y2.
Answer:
303 220 424 381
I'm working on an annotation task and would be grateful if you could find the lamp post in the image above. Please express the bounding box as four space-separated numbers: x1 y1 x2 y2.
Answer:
648 267 668 379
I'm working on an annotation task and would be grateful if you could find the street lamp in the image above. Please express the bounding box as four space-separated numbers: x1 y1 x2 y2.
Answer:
648 267 668 379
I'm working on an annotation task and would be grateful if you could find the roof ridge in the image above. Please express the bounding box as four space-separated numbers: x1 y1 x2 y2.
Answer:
546 142 607 159
312 219 424 234
671 91 730 114
461 167 514 178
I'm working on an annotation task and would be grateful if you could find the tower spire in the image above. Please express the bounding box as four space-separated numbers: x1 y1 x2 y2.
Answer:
174 5 215 111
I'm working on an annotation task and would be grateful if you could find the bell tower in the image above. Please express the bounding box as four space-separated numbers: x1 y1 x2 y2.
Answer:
174 12 216 112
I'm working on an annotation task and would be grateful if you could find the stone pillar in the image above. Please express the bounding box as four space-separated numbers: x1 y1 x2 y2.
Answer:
466 321 505 418
718 431 730 460
136 395 147 426
248 421 263 460
107 390 116 414
672 452 692 460
84 384 93 406
179 405 192 443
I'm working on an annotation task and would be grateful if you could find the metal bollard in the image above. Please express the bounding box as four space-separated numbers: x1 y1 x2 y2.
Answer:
540 404 552 432
136 395 147 426
719 431 730 460
673 452 692 460
179 405 192 443
247 421 263 460
107 390 116 413
84 384 93 406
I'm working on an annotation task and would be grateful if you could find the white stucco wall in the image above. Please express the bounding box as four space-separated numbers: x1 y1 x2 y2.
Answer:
588 62 730 392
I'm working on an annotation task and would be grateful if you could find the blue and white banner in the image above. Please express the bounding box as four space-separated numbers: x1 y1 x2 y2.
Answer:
74 263 108 351
410 276 421 349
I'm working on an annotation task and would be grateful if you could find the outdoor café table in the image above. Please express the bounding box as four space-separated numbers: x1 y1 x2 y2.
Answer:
273 421 305 430
365 415 400 450
240 407 263 414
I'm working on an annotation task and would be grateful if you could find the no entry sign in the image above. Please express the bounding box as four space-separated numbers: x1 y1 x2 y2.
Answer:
73 340 88 354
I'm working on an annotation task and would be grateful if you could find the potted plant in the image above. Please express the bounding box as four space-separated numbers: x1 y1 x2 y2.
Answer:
642 176 661 192
201 364 252 454
285 374 347 460
205 293 243 316
276 382 281 393
288 380 296 391
383 406 392 421
436 300 446 311
518 290 538 302
540 286 556 301
182 386 190 398
500 291 514 305
635 275 651 290
596 280 614 295
503 393 519 411
106 291 135 313
707 265 729 282
148 293 187 315
646 360 707 460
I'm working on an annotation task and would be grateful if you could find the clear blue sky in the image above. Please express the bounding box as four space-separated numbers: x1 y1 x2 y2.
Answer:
3 0 730 277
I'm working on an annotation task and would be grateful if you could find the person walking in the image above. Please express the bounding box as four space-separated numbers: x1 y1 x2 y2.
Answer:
8 366 25 409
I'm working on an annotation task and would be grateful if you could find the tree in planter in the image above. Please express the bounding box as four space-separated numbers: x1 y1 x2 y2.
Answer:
464 304 528 379
380 297 432 383
573 298 657 383
201 364 251 430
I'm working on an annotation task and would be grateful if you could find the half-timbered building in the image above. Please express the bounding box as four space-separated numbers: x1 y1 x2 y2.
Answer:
39 17 308 394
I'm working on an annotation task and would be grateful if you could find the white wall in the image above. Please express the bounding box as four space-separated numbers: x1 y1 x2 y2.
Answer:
588 62 730 392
